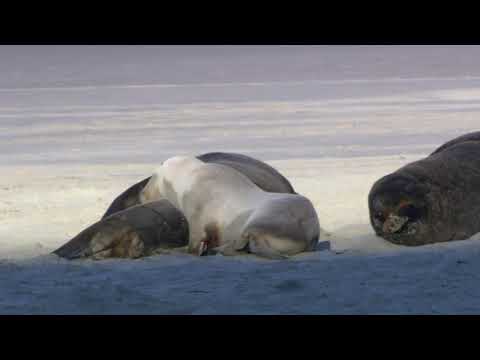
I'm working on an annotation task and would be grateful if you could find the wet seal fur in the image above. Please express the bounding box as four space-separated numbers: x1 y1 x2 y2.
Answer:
101 152 295 219
141 156 319 259
369 131 480 246
53 200 189 259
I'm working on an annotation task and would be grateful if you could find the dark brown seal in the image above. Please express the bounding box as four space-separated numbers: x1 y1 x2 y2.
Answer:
369 131 480 246
53 200 189 259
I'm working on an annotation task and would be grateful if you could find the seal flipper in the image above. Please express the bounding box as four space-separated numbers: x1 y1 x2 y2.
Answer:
244 234 288 260
210 242 246 256
196 223 222 256
247 241 288 260
209 210 253 256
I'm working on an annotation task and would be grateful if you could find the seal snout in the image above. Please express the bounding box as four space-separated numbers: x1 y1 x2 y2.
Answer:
382 213 409 234
372 195 422 235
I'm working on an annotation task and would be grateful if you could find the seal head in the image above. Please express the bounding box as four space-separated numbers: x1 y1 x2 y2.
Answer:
368 173 432 246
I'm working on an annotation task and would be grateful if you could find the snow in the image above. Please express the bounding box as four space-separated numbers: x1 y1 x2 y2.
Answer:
2 45 480 314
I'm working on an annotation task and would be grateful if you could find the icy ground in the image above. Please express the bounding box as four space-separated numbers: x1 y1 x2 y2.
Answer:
2 46 480 314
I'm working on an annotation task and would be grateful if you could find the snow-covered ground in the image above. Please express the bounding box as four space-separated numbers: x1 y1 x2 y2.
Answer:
2 45 480 314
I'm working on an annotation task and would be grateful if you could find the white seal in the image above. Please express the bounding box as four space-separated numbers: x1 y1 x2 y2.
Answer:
140 156 319 259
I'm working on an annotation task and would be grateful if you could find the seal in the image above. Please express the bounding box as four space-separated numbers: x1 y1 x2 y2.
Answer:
52 200 189 259
140 156 319 259
369 131 480 246
101 152 295 219
430 131 480 155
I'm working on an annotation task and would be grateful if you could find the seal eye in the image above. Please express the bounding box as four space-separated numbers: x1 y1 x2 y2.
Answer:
375 211 385 222
398 204 421 221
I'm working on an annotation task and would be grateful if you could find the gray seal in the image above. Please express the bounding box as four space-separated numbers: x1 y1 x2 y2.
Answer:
53 200 189 259
369 131 480 246
101 152 295 219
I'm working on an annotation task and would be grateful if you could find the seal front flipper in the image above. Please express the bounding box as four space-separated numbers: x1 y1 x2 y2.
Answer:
210 242 245 256
244 234 289 260
248 242 289 260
